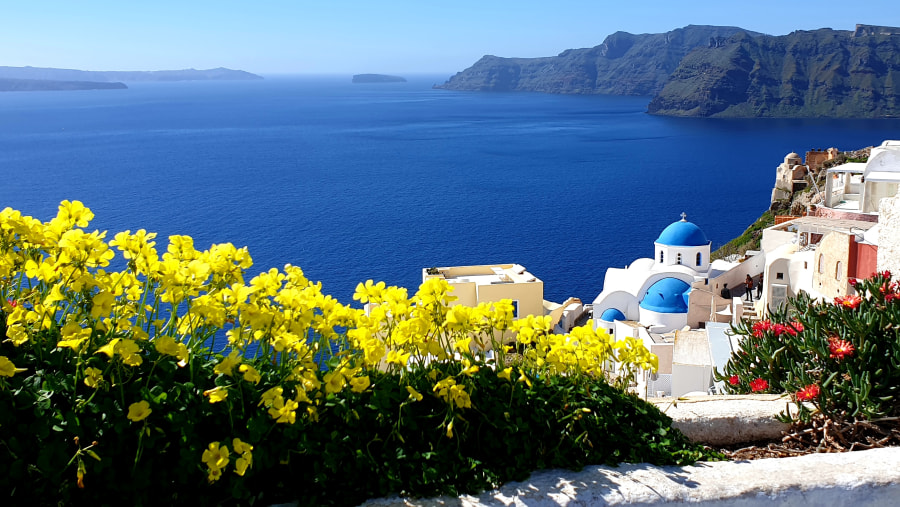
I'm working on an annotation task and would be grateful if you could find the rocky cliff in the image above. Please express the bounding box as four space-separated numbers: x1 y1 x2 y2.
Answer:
647 26 900 117
436 25 755 96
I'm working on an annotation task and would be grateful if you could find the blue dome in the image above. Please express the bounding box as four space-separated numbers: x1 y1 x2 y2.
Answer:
656 219 709 247
599 308 626 322
640 278 691 314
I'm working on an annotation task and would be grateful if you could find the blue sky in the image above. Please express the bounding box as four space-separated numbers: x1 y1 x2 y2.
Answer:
2 1 896 75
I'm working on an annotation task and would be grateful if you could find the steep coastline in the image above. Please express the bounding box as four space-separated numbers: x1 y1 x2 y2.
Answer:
440 24 900 118
436 25 754 96
647 27 900 118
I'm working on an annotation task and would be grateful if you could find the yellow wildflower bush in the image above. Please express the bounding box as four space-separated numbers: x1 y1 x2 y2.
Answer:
0 202 695 507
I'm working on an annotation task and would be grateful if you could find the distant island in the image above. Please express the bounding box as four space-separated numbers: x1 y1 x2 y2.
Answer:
0 78 127 92
352 74 406 83
438 24 900 118
0 66 263 92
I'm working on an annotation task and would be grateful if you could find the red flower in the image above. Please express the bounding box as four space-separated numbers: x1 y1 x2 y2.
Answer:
789 320 804 334
752 320 773 337
882 270 892 280
750 378 769 392
834 294 862 309
728 375 739 386
829 337 855 360
6 299 16 307
773 323 786 336
796 384 820 401
848 278 858 287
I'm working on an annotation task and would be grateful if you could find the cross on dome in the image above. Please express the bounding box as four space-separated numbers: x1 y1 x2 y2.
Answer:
680 212 687 221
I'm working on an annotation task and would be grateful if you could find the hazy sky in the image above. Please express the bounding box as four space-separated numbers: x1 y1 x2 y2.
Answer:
2 1 895 75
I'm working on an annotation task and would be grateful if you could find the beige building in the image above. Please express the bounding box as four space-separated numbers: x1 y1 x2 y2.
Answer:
422 264 544 320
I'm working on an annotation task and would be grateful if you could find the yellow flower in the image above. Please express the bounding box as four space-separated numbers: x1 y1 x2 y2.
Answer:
259 386 283 407
406 385 424 402
203 386 228 403
497 367 512 381
214 350 241 377
154 335 189 362
349 375 370 393
323 370 346 394
0 356 26 377
517 371 533 389
238 364 261 384
267 397 299 424
90 290 116 319
96 338 121 358
127 400 152 422
201 441 230 482
234 455 251 476
116 339 143 367
83 367 103 388
386 349 410 367
233 438 253 476
461 364 479 376
57 322 91 351
453 337 473 353
233 438 253 455
446 419 454 439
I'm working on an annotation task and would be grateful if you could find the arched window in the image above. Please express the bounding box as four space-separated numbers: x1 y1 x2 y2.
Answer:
818 254 825 274
835 261 843 280
676 253 682 265
659 250 664 263
696 252 702 266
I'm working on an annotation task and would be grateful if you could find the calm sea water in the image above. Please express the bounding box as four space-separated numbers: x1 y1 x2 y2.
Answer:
1 75 898 304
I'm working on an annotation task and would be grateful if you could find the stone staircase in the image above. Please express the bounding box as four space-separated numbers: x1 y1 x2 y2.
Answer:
741 298 761 324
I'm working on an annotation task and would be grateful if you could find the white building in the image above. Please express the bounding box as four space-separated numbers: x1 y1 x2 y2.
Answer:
592 214 713 335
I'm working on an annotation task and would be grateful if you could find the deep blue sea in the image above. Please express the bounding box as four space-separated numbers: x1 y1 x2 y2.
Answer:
2 75 899 304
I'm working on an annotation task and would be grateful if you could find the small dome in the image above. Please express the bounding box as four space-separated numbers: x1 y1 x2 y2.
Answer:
785 152 801 161
656 216 709 247
640 278 691 314
599 308 626 322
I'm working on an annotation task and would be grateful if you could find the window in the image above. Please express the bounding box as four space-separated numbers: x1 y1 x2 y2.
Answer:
771 284 788 310
835 261 843 281
676 253 682 265
696 252 702 266
776 272 784 280
818 254 825 274
659 250 664 263
510 300 519 319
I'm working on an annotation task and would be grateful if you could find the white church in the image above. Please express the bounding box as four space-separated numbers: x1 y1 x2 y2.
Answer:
592 213 714 335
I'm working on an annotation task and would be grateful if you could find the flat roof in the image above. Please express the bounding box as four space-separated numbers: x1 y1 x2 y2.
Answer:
825 162 866 174
773 216 877 235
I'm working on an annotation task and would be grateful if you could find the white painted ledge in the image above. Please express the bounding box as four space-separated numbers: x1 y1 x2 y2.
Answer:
360 395 900 506
361 447 900 506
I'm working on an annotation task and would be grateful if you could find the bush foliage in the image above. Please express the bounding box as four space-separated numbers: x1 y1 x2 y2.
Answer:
718 271 900 422
0 202 717 506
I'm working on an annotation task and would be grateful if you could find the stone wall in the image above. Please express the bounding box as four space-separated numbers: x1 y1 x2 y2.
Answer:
878 190 900 275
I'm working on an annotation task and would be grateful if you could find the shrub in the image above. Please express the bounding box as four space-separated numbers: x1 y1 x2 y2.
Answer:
718 271 900 423
0 202 717 506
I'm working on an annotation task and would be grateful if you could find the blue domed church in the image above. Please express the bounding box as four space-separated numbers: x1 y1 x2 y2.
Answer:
592 214 712 335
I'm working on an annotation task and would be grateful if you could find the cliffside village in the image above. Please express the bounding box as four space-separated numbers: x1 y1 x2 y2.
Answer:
421 140 900 399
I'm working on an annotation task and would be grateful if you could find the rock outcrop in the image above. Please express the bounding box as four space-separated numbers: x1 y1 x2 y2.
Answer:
352 74 406 83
